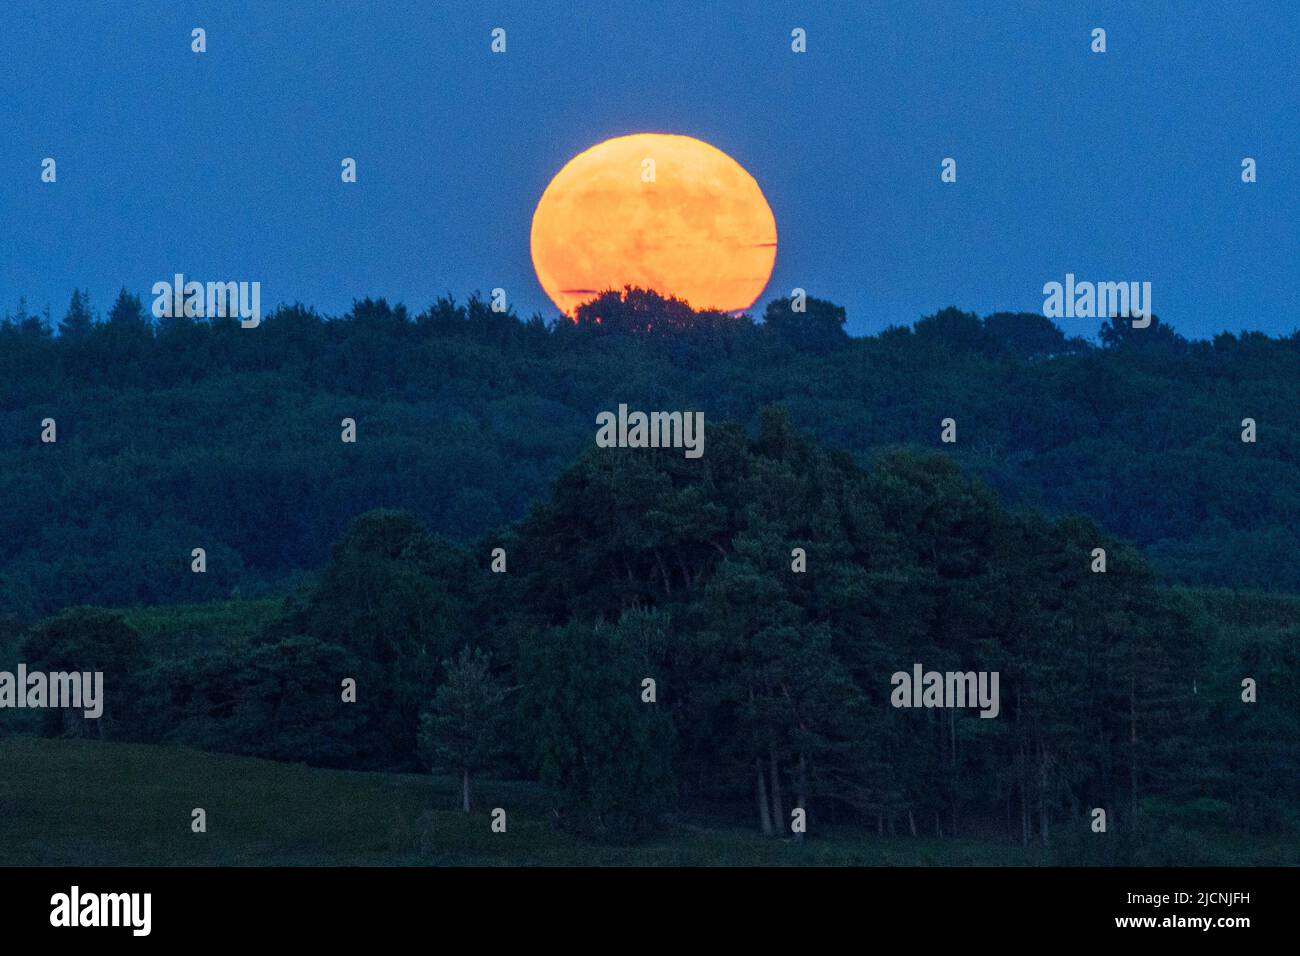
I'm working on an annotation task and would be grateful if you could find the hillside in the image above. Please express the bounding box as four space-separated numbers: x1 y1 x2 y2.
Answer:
5 410 1296 853
2 289 1299 618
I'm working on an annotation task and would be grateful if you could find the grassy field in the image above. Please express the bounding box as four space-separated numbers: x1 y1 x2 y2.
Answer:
0 737 1291 866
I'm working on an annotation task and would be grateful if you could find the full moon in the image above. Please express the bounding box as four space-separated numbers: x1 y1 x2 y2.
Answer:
530 133 777 316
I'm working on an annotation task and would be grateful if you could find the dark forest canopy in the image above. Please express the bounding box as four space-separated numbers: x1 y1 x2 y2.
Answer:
1 291 1297 853
1 286 1299 616
3 412 1295 853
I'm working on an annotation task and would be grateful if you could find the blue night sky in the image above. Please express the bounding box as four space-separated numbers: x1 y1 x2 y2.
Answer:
1 0 1296 338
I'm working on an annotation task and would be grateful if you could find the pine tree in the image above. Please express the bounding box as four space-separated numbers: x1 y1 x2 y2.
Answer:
59 289 94 338
419 646 507 812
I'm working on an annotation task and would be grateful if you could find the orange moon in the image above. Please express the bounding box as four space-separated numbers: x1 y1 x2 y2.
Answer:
530 133 777 316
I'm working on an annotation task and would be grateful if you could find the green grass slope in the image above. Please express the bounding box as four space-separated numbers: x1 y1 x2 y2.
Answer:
2 738 1291 866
